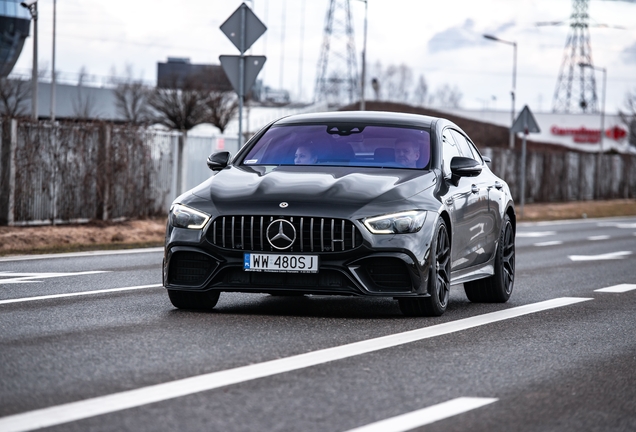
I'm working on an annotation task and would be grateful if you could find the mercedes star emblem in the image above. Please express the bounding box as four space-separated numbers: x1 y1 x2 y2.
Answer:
266 219 296 250
279 202 289 208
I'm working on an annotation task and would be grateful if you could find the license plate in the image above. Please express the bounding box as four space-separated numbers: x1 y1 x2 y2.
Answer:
244 253 319 273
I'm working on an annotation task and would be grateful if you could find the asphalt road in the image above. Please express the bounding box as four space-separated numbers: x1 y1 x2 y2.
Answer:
0 216 635 432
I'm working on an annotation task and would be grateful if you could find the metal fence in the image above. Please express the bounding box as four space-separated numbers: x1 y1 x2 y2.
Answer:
1 118 634 226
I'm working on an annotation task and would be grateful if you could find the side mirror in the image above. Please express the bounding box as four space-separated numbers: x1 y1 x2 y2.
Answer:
207 151 231 171
450 156 482 178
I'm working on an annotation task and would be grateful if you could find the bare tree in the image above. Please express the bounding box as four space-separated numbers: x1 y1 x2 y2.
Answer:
0 77 31 117
368 61 415 103
395 64 413 102
429 84 463 109
72 66 98 119
148 74 209 194
412 74 428 107
113 66 151 125
205 91 238 134
148 74 208 131
619 88 636 147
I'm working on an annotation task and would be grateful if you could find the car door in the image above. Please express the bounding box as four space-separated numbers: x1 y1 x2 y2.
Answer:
440 129 483 271
450 130 498 267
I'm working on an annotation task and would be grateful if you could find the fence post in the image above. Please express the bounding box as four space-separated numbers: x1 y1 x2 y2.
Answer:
97 123 111 221
0 120 17 225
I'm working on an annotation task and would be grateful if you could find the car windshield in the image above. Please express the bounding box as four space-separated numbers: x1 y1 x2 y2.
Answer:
241 124 431 169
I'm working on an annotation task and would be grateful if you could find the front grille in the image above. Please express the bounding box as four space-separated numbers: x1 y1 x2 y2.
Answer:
207 215 362 253
168 251 216 286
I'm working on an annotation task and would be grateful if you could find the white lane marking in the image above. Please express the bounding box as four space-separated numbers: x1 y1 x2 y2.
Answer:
0 271 109 284
568 251 632 261
595 284 636 293
534 241 563 247
0 284 162 305
588 235 610 241
0 297 591 432
598 222 636 229
0 247 163 263
342 397 498 432
516 231 556 238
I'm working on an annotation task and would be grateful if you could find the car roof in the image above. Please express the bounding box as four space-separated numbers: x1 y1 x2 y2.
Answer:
273 110 444 129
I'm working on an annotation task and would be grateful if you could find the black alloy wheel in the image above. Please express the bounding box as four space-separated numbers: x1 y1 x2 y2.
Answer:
167 290 221 310
464 213 515 302
398 218 451 317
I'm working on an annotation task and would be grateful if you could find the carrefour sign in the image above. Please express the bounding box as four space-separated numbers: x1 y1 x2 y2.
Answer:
551 125 627 143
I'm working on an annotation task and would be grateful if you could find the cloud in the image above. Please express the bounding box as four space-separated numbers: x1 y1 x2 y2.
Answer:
427 19 516 53
622 41 636 64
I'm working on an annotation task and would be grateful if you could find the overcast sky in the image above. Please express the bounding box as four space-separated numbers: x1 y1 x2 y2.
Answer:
12 0 636 114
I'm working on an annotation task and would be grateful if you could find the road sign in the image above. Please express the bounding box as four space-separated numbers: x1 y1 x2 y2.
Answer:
220 2 267 147
511 105 541 134
220 3 267 54
219 55 266 97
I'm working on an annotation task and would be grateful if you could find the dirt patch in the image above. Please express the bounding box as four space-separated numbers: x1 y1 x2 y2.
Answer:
0 218 167 256
1 200 635 256
520 199 636 222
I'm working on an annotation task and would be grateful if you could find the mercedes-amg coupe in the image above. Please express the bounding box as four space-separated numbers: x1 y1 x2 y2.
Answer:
163 111 516 316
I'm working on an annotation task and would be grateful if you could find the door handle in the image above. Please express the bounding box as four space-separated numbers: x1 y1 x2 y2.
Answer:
471 185 480 194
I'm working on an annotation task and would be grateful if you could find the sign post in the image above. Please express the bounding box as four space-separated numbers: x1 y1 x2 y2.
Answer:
511 105 540 218
220 3 267 147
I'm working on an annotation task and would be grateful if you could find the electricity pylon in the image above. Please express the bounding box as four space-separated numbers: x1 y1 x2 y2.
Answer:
549 0 598 113
314 0 358 106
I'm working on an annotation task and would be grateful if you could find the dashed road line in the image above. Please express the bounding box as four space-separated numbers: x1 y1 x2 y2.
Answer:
587 235 610 241
0 297 591 432
0 284 162 305
516 231 556 238
534 241 563 247
569 251 632 261
595 284 636 293
0 271 109 284
342 397 498 432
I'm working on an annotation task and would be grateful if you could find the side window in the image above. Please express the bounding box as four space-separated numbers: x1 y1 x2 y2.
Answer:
442 129 461 177
465 139 484 164
450 130 474 159
450 130 484 164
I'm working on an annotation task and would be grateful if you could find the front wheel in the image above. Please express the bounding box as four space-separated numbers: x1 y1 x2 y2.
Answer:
398 218 451 317
167 289 220 310
464 213 515 302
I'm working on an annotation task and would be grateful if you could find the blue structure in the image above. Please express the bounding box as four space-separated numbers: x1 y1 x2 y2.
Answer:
0 0 30 77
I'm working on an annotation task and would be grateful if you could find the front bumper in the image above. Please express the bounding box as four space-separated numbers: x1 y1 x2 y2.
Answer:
163 216 438 298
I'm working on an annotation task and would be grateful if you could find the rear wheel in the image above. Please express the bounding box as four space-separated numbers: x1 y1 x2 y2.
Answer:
398 218 451 317
167 290 220 310
464 214 515 302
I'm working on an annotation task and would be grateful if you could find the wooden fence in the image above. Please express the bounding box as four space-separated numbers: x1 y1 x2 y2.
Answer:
481 147 636 203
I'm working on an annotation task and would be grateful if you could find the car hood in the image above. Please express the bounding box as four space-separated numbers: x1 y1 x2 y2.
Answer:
184 165 437 217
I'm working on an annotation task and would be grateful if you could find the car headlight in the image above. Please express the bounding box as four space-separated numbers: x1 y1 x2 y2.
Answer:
169 204 210 229
363 210 427 234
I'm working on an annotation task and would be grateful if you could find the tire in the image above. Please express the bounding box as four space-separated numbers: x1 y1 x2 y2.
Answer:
464 214 515 303
398 218 451 317
167 289 220 310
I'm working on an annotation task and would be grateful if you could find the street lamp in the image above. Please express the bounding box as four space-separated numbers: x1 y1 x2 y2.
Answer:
483 34 516 148
51 0 57 122
579 62 606 198
21 0 38 121
354 0 368 110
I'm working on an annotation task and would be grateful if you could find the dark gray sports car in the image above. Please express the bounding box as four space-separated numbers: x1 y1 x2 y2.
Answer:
163 111 515 316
